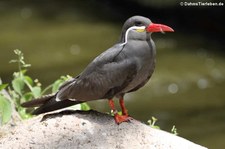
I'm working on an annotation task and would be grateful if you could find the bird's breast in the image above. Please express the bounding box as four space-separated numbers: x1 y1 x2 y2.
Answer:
121 40 156 93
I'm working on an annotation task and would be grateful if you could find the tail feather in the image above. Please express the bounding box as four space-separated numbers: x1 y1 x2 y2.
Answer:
32 99 82 115
21 93 83 115
21 93 56 107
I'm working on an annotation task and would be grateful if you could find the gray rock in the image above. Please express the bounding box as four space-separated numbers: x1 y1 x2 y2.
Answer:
0 110 207 149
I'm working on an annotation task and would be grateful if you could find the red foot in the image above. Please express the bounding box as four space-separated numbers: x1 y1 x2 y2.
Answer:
114 114 132 124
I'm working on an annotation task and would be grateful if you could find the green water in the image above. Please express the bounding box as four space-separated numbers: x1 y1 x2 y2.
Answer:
0 11 225 148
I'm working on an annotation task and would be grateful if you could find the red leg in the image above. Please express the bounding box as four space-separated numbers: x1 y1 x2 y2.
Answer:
108 98 131 124
108 98 117 114
119 97 128 116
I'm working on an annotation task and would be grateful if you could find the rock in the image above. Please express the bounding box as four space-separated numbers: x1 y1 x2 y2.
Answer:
0 110 207 149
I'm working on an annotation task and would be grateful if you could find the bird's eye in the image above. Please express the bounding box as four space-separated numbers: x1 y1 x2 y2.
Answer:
135 21 142 26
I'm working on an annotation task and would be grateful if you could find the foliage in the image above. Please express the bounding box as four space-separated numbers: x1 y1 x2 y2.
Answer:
0 82 11 125
0 49 90 125
171 125 178 135
147 116 179 136
147 116 160 129
0 95 11 125
80 102 91 111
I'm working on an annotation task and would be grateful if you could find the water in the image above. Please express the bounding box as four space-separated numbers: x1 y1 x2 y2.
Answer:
0 11 225 149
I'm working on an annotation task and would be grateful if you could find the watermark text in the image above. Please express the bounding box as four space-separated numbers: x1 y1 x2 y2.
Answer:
180 1 224 7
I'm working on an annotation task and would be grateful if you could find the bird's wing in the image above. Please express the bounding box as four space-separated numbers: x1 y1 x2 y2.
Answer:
57 45 139 101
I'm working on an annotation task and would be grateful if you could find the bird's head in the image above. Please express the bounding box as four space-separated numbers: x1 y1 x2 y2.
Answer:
120 16 174 44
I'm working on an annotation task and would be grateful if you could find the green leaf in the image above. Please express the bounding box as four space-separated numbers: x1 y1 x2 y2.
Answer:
147 116 160 129
13 72 20 78
21 69 27 75
24 76 33 86
171 125 178 135
80 103 91 111
0 84 8 91
14 49 21 55
22 64 31 68
0 95 12 125
9 59 18 63
22 92 33 101
17 107 33 119
8 88 19 100
32 86 41 98
152 125 160 129
20 59 25 65
52 79 64 93
12 77 25 95
52 75 72 93
117 111 122 116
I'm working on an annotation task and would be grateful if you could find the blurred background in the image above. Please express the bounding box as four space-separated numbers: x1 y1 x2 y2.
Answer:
0 0 224 148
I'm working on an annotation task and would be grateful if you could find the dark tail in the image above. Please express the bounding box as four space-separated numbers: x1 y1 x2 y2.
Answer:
21 94 83 115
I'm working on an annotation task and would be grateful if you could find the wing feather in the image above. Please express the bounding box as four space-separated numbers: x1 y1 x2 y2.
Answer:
57 45 138 101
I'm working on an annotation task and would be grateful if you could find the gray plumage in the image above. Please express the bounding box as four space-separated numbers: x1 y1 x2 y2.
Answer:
22 16 156 114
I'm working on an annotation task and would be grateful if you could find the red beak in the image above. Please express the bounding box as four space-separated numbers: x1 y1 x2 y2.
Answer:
146 23 174 33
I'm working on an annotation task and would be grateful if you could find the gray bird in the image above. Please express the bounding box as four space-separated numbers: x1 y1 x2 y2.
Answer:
22 16 174 124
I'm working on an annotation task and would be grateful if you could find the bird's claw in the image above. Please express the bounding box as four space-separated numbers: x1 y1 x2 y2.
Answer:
114 114 133 124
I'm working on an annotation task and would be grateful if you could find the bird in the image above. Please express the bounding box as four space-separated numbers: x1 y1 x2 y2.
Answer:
21 16 174 124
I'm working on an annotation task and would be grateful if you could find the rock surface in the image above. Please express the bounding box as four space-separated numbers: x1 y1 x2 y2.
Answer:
0 110 207 149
